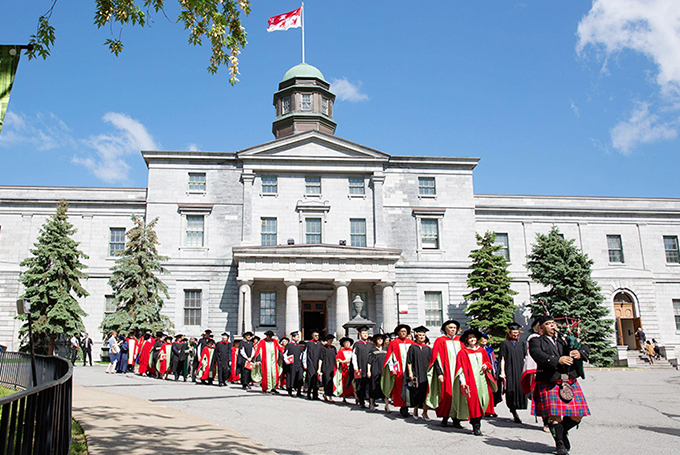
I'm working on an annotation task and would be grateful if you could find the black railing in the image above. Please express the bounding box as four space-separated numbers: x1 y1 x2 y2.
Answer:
0 351 73 455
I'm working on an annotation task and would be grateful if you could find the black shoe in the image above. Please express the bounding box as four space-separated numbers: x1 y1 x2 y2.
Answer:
563 433 571 451
473 424 483 436
556 441 568 455
440 417 449 427
511 410 522 424
272 389 280 395
451 418 464 429
288 391 293 396
399 406 409 418
296 392 302 398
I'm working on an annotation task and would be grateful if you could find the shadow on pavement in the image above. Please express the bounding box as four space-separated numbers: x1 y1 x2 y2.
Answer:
638 426 680 438
483 437 554 453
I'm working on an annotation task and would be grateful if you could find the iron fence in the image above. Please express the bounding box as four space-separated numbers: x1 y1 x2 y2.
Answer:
0 351 72 455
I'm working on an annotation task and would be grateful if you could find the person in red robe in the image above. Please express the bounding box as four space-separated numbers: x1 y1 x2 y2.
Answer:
381 324 415 417
197 339 217 384
158 336 173 379
333 337 355 403
229 340 241 383
137 333 155 376
253 330 284 393
426 319 464 427
452 329 497 436
126 335 139 373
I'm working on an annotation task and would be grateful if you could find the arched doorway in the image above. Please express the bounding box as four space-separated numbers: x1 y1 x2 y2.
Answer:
613 292 640 350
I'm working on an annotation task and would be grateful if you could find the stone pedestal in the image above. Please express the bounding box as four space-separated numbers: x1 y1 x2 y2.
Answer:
615 345 629 367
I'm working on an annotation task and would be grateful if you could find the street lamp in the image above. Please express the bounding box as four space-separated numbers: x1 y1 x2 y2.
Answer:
394 287 401 325
17 298 38 387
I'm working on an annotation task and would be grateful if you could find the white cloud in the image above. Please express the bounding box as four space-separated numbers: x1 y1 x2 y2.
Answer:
330 78 369 102
73 112 159 184
570 100 580 118
610 102 677 154
186 143 200 151
0 111 75 150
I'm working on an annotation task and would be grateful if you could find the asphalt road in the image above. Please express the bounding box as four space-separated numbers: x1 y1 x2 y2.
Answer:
73 365 680 454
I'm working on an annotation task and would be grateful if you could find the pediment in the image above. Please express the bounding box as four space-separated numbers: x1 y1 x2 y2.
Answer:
237 131 390 162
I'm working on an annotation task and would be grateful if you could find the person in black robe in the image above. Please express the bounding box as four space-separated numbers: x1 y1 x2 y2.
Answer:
239 332 255 390
194 329 211 382
351 325 375 408
367 333 387 412
405 326 432 419
305 330 322 400
152 331 164 379
215 332 232 387
318 334 337 402
284 331 304 397
171 334 187 381
498 322 527 423
116 335 129 373
279 337 290 391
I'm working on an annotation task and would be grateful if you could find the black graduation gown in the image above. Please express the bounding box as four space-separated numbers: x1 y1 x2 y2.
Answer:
405 344 432 407
367 348 386 399
498 339 527 410
305 340 322 388
283 342 304 390
320 344 337 396
215 341 232 384
152 339 163 370
239 340 254 386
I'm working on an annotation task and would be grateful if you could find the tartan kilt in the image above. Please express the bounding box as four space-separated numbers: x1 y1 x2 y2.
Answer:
531 380 590 417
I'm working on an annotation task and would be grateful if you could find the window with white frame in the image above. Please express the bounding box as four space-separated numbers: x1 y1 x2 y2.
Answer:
494 233 510 262
261 175 278 194
673 299 680 331
282 97 291 115
184 290 202 326
260 291 277 327
664 236 680 264
424 291 443 327
186 215 205 247
321 97 329 115
418 177 436 196
350 219 367 247
305 218 322 244
607 235 624 263
420 219 439 249
349 177 365 195
261 218 277 246
305 176 321 195
301 94 312 112
109 228 126 256
351 291 369 319
104 295 117 315
188 173 206 192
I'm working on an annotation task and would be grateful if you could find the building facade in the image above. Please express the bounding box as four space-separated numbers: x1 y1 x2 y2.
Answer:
1 64 680 361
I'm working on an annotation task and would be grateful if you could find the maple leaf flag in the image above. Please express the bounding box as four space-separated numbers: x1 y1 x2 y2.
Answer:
267 7 302 32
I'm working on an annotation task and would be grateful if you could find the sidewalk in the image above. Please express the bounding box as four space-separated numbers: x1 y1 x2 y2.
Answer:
72 385 276 455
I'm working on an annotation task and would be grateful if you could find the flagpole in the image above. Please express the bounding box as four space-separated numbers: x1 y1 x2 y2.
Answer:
301 2 305 64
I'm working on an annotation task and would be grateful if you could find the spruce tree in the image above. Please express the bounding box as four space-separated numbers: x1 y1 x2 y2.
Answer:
100 215 173 338
526 226 615 366
18 200 89 355
464 231 518 346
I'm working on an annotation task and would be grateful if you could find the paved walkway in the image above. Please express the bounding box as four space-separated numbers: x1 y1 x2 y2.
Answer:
72 383 275 455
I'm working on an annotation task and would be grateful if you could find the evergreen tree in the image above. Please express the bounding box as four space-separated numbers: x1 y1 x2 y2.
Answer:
18 200 89 355
526 226 615 366
100 215 173 338
464 231 518 346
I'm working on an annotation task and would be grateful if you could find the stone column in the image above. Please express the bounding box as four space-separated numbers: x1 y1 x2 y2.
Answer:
241 172 255 245
371 173 386 247
378 281 396 333
335 280 350 337
238 280 253 335
284 280 301 336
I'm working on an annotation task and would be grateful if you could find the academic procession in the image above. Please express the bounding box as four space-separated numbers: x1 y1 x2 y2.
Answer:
107 315 588 455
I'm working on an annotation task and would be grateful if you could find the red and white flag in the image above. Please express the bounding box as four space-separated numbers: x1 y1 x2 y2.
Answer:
267 7 302 32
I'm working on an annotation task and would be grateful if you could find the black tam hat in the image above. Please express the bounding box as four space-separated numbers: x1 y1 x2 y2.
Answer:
264 330 275 337
413 325 429 334
459 329 482 345
339 337 353 346
204 329 213 334
175 334 183 339
243 331 254 337
441 320 461 333
394 324 411 335
507 322 522 331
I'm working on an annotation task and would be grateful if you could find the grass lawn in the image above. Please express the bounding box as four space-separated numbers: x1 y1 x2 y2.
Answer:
0 385 18 398
71 419 87 455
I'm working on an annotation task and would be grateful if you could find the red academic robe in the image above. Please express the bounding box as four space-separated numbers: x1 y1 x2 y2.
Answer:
521 333 539 395
229 345 241 382
197 346 216 380
426 335 463 418
254 339 284 391
138 338 155 375
333 347 355 398
158 342 172 374
381 337 415 407
455 347 496 419
126 338 138 367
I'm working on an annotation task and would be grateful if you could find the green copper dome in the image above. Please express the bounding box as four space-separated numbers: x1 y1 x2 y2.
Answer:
282 63 326 83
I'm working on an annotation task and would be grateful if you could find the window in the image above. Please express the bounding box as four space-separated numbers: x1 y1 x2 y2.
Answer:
321 97 329 115
301 94 312 112
420 219 439 249
261 175 278 194
349 177 365 195
260 291 277 327
188 173 206 192
673 299 680 331
282 97 291 115
418 177 436 196
664 236 680 264
184 290 202 326
104 295 117 315
186 215 204 247
494 233 510 262
607 235 624 263
261 218 277 246
424 291 443 327
109 228 126 256
305 176 321 195
350 219 367 247
305 218 322 244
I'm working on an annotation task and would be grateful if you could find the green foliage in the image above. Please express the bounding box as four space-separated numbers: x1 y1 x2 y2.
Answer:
100 215 173 339
526 226 616 366
464 231 518 346
18 201 89 355
27 0 251 84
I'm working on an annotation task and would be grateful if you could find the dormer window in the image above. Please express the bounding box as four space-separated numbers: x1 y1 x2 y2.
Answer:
282 97 291 115
301 94 312 112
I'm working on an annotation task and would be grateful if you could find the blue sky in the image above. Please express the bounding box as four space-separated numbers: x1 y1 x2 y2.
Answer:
1 1 679 197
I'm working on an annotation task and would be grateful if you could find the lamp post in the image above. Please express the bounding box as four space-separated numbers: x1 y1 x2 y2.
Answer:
20 298 38 387
394 287 401 325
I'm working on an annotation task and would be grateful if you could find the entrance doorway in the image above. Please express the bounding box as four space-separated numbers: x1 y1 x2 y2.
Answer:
302 301 327 340
613 292 640 350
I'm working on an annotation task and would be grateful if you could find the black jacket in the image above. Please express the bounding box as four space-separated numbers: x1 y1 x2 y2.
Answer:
529 334 589 383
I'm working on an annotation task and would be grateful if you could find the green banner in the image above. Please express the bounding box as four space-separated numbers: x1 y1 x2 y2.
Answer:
0 45 22 137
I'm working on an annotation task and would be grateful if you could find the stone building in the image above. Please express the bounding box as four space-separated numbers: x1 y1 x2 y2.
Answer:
1 63 679 362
